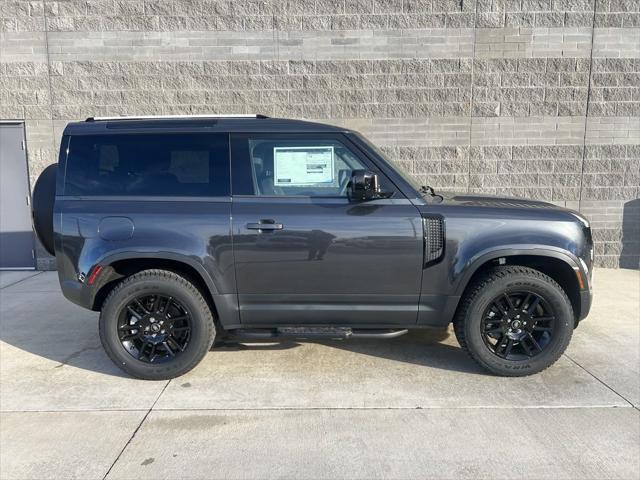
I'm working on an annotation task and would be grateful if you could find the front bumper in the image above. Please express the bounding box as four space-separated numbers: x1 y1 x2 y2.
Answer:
578 288 593 323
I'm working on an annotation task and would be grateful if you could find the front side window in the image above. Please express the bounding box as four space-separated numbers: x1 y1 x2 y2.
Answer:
64 133 230 197
232 135 390 197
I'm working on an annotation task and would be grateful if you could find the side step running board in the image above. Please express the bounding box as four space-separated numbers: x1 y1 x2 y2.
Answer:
227 327 409 340
350 329 408 339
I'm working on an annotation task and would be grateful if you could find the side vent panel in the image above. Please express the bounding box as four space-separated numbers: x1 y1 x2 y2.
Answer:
422 215 445 266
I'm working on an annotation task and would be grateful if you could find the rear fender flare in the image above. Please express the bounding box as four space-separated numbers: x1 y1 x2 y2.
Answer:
97 251 220 296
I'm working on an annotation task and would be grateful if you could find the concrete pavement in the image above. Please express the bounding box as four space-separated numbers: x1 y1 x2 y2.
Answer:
0 271 39 290
0 269 638 479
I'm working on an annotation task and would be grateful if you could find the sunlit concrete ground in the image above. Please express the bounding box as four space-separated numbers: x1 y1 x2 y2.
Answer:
0 268 638 479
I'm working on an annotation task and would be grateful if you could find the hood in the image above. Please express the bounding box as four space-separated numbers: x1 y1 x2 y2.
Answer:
419 189 590 227
444 194 559 210
434 193 590 227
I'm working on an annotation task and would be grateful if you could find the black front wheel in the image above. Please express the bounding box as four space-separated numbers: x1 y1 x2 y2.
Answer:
454 266 574 376
100 270 215 380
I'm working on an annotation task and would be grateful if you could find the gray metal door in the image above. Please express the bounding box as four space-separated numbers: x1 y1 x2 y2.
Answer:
0 123 35 269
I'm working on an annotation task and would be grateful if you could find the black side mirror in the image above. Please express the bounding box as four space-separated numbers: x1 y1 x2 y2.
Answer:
348 170 380 201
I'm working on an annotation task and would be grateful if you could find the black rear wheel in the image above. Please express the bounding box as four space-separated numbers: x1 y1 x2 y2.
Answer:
118 293 193 364
100 269 215 380
454 266 573 376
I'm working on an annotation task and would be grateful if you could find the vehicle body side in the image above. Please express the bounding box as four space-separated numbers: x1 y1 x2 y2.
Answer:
53 118 593 331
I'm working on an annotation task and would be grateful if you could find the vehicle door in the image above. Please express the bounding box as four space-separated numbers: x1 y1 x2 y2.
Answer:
230 133 423 326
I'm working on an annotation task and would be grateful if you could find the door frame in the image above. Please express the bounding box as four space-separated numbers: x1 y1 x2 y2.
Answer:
229 132 424 327
0 120 35 270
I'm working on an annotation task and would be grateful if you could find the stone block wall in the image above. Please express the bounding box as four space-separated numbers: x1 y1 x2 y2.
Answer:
0 0 638 269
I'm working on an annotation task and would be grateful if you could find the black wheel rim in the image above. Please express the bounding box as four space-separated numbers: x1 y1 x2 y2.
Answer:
118 294 192 364
481 291 556 361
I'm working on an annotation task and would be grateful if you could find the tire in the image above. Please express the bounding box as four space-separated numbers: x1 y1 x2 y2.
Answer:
453 266 573 377
99 269 215 380
31 164 57 255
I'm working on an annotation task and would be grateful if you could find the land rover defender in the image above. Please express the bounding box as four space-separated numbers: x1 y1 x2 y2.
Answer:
31 115 593 380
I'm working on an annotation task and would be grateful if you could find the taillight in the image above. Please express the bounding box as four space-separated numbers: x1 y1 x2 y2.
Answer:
87 265 103 285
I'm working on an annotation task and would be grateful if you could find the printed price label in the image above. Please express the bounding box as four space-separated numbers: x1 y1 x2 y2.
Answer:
274 146 334 186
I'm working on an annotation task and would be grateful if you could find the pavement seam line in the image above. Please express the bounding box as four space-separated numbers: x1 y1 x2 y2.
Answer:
3 404 633 414
563 353 638 411
101 379 171 480
0 271 44 290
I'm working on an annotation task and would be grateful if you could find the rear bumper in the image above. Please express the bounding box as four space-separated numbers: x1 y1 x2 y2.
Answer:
60 279 95 310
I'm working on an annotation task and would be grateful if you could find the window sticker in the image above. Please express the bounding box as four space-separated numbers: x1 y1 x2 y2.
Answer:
273 146 334 186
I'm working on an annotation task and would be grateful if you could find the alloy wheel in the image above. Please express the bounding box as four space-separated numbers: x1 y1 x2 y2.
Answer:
481 291 556 360
117 294 192 363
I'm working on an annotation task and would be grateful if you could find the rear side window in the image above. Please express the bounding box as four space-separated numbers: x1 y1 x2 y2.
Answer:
64 133 230 197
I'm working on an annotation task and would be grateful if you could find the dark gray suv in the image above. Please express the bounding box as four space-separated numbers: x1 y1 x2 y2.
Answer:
32 115 593 380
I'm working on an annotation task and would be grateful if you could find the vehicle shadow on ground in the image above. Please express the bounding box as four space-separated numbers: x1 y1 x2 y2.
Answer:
0 312 133 378
0 298 480 377
214 328 485 375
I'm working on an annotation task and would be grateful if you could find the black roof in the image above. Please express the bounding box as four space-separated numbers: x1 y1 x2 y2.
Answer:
63 115 349 135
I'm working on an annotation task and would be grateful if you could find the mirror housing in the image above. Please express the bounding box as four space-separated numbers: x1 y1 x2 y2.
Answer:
348 170 380 201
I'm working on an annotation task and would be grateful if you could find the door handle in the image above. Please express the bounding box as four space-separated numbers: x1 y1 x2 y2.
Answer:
246 220 283 231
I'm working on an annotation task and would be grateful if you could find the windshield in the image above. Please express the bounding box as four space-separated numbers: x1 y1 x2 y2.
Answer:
353 133 424 193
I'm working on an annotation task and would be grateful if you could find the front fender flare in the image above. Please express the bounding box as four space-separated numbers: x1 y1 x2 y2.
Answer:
453 245 583 297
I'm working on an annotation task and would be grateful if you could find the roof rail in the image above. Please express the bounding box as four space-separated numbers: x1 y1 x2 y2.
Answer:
85 114 269 122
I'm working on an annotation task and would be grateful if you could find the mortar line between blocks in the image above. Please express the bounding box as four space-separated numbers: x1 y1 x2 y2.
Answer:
578 0 598 210
40 0 58 170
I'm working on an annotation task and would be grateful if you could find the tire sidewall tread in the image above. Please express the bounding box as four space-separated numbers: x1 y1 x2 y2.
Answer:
453 266 574 377
99 269 215 380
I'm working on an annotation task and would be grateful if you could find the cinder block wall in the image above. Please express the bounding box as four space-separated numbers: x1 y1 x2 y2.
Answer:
1 0 638 270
